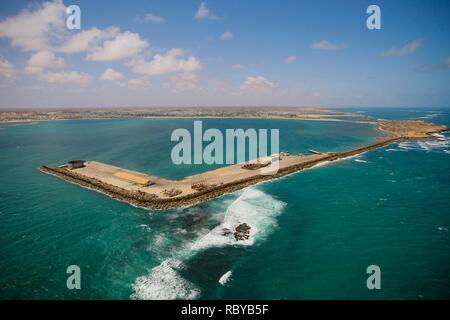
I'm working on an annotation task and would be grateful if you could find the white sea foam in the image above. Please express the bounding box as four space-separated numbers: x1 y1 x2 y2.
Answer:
154 234 167 247
417 141 431 151
219 271 232 285
388 134 449 154
385 148 407 152
432 133 445 140
191 188 285 251
417 113 440 119
131 259 200 300
354 159 369 163
307 153 363 169
398 142 416 150
131 187 285 300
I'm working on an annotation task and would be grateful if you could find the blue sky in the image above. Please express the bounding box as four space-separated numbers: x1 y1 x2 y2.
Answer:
0 0 449 109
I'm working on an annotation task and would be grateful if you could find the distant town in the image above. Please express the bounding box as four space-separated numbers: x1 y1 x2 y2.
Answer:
0 106 366 123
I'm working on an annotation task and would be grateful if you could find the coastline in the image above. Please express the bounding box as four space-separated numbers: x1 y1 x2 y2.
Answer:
0 106 367 124
0 115 372 125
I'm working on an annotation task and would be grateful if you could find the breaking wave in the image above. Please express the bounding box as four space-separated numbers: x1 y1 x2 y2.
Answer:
131 187 285 300
385 148 407 152
131 259 200 300
219 270 233 285
416 113 442 120
387 133 449 154
191 188 286 251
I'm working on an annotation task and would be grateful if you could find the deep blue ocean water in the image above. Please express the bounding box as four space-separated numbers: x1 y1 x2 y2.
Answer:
0 108 449 299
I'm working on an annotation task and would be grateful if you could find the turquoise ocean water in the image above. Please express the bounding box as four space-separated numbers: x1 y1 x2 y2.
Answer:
0 108 449 299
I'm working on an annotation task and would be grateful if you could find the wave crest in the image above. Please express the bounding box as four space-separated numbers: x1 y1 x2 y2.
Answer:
131 259 200 300
389 133 449 154
191 188 286 251
131 187 285 300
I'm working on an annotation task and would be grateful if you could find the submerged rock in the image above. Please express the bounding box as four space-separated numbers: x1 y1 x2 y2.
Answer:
234 223 251 241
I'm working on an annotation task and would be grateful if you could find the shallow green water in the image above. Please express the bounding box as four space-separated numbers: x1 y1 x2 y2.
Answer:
0 108 449 299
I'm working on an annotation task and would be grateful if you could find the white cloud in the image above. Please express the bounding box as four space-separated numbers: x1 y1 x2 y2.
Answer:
0 0 149 63
0 56 17 79
311 40 346 50
195 2 215 20
220 31 233 41
382 39 423 57
118 77 151 89
38 71 91 86
284 55 297 64
128 48 202 76
58 27 119 53
87 32 149 61
141 13 165 24
0 0 66 51
240 76 275 92
232 63 245 69
170 72 198 91
99 68 123 81
25 51 65 74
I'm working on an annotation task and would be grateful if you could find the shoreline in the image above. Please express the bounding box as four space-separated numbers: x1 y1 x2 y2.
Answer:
0 106 367 124
0 115 372 125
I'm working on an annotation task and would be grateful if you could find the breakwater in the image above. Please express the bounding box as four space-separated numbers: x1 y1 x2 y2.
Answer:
39 136 406 210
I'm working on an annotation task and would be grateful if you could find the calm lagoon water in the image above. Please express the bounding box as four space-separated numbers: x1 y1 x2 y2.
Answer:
0 108 449 299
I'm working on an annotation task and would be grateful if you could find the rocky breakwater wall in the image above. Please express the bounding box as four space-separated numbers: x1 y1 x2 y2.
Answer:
38 165 277 210
38 137 401 210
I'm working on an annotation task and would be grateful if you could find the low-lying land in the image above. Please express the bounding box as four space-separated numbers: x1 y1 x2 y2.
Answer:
39 119 448 210
377 120 446 138
1 106 365 123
